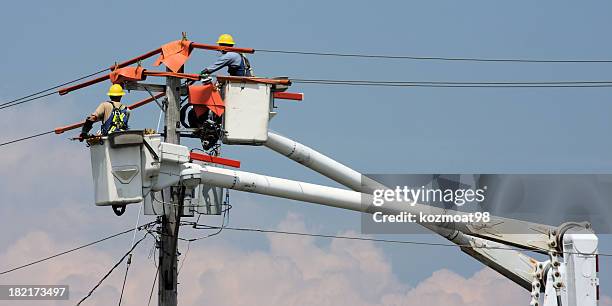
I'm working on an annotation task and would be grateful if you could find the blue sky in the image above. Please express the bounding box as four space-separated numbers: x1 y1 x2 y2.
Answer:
1 1 611 305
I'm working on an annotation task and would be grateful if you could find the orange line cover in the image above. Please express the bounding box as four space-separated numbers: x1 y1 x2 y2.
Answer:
153 40 193 73
109 66 145 84
190 152 241 168
188 84 225 116
54 92 166 134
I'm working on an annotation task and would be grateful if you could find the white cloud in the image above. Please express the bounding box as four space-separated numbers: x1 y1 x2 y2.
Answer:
170 214 530 306
5 213 608 306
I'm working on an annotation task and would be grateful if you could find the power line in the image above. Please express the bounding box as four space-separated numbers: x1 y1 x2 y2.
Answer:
2 48 611 111
257 49 612 63
119 203 144 306
293 79 612 85
293 79 612 88
177 241 191 275
0 68 108 110
0 222 157 276
1 76 611 149
184 223 612 257
0 130 54 148
2 48 611 112
0 92 58 110
76 234 149 306
147 267 158 306
118 258 131 306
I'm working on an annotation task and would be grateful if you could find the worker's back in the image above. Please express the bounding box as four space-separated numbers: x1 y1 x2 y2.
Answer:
93 101 130 135
205 51 252 76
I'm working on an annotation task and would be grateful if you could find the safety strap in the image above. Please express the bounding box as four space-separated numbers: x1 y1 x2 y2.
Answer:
240 54 254 76
102 102 129 135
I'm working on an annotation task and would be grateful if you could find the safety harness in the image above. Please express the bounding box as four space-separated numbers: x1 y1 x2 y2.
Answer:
228 53 254 76
241 54 254 76
101 102 129 135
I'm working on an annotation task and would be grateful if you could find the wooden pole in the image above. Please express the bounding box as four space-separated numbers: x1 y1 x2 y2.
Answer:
158 71 182 306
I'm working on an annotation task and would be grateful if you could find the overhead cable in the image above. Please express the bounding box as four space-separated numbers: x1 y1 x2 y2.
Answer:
257 49 612 63
292 78 612 88
118 204 144 306
0 222 157 276
75 234 149 306
0 68 108 110
146 267 158 306
293 79 612 85
0 92 58 110
0 130 54 148
184 223 612 257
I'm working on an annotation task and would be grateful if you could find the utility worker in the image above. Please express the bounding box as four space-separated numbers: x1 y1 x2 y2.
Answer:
200 34 253 77
79 84 130 140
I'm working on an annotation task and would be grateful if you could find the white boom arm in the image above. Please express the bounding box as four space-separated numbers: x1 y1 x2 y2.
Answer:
155 161 538 289
265 132 555 251
263 131 599 305
89 131 599 305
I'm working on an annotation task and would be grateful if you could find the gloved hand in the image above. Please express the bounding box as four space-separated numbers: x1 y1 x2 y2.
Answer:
79 133 88 142
200 70 210 79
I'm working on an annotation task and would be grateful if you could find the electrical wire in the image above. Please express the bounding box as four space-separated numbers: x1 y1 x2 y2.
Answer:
0 67 108 110
257 49 612 63
177 241 191 275
2 48 611 111
118 255 132 306
292 79 612 88
293 79 612 85
3 75 610 150
118 204 144 306
75 234 149 306
0 130 54 147
2 79 604 150
0 92 57 110
182 193 232 242
0 221 157 276
3 48 612 112
183 223 612 257
146 267 158 306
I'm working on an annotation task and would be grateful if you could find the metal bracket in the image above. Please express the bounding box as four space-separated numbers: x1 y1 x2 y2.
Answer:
140 85 166 111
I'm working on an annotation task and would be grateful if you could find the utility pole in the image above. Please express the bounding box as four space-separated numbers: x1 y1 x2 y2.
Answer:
158 72 182 306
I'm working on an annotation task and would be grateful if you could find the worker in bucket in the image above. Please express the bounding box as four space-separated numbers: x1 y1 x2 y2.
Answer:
79 84 130 140
200 34 253 77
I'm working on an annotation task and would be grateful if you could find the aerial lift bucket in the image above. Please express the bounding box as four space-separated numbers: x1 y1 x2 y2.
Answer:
221 80 273 145
89 131 161 206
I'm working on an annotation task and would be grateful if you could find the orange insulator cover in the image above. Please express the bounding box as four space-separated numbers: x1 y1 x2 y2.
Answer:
153 40 193 72
109 66 146 84
54 93 166 134
188 84 225 117
190 152 241 168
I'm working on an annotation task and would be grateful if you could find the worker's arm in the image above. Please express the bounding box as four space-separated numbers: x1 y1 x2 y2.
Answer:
201 53 233 74
79 103 105 140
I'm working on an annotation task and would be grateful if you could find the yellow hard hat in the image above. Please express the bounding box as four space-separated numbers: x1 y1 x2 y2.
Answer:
217 34 235 45
107 84 125 96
